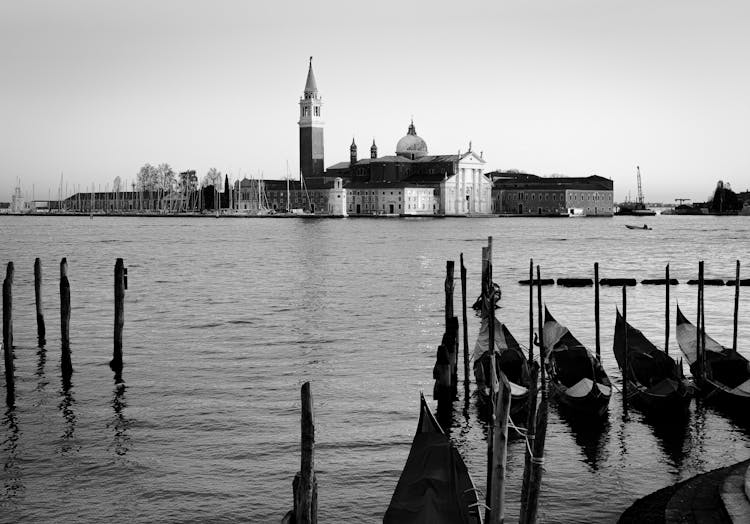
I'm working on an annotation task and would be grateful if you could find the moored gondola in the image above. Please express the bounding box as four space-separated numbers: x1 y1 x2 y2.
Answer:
472 313 531 419
383 394 483 524
543 308 611 416
675 305 750 408
613 309 692 412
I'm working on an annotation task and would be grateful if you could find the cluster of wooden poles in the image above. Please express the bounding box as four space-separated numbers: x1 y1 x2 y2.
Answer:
431 237 549 524
2 257 127 407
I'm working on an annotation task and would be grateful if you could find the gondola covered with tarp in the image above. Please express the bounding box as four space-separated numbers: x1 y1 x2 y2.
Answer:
472 312 531 418
675 305 750 408
543 308 611 416
613 309 692 412
383 394 483 524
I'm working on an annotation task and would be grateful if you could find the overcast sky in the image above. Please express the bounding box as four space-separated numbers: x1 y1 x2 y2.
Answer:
1 1 748 203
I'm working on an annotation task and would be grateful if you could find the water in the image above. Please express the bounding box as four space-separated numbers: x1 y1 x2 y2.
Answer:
1 215 749 523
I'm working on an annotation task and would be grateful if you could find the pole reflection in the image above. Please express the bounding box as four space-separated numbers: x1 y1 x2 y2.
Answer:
109 384 131 457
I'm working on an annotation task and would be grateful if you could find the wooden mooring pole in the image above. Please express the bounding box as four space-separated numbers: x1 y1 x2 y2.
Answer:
536 266 546 390
60 258 72 377
529 259 534 363
521 267 550 524
34 258 46 347
111 258 126 379
445 260 454 329
522 393 548 524
460 253 469 397
293 381 317 524
519 363 539 520
699 262 706 380
594 262 600 361
665 264 670 355
622 285 628 409
445 261 458 398
733 260 740 352
3 262 15 405
488 372 511 524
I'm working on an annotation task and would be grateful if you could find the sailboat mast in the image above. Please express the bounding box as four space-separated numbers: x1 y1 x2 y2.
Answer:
636 166 644 206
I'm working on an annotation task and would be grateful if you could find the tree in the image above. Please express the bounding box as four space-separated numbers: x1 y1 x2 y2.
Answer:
112 176 122 192
178 170 198 191
156 163 176 192
203 168 222 189
137 163 158 190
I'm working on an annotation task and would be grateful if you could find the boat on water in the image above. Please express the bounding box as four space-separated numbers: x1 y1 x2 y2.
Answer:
383 393 483 524
675 305 750 408
615 166 656 216
472 310 532 418
613 309 692 412
625 224 652 230
543 308 611 416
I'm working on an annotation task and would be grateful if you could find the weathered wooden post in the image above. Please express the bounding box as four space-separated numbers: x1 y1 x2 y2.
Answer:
485 261 497 524
433 343 452 424
488 372 511 524
529 258 534 363
622 285 628 407
699 261 706 380
60 258 72 377
445 260 454 329
293 381 317 524
3 262 15 405
460 253 470 397
594 262 600 361
536 266 546 390
733 260 740 352
34 258 46 347
111 258 126 379
447 317 459 399
519 363 539 519
665 264 670 355
481 247 489 298
522 394 549 524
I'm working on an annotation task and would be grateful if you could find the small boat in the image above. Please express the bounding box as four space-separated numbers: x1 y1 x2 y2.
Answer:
675 305 750 408
613 309 692 412
543 308 611 416
472 313 532 418
625 224 651 230
383 394 483 524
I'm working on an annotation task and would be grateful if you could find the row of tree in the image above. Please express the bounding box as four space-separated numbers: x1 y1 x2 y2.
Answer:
129 164 227 192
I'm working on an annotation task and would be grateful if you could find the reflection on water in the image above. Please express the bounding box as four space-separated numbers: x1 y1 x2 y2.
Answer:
58 377 78 454
555 405 611 471
641 407 691 469
35 347 47 392
1 407 22 501
109 385 130 457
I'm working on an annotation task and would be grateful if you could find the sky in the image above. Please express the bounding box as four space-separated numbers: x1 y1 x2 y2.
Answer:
1 0 749 203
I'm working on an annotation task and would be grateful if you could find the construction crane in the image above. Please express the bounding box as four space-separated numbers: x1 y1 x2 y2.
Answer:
636 166 644 205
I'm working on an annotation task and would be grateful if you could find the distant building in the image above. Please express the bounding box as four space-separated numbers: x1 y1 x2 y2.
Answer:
11 182 26 213
490 171 614 216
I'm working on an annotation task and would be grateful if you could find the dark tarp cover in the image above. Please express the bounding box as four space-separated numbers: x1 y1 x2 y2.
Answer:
383 395 481 524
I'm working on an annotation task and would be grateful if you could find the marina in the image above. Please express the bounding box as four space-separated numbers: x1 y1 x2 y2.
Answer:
1 215 749 522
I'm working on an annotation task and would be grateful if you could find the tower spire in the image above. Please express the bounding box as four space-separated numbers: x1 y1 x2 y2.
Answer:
304 56 318 95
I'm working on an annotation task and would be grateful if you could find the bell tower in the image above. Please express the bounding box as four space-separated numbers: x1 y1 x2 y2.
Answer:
299 57 324 179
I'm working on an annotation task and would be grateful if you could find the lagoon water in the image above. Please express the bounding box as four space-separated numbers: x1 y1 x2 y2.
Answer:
1 215 749 523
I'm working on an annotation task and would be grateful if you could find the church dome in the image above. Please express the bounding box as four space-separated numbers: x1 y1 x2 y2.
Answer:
396 120 428 159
